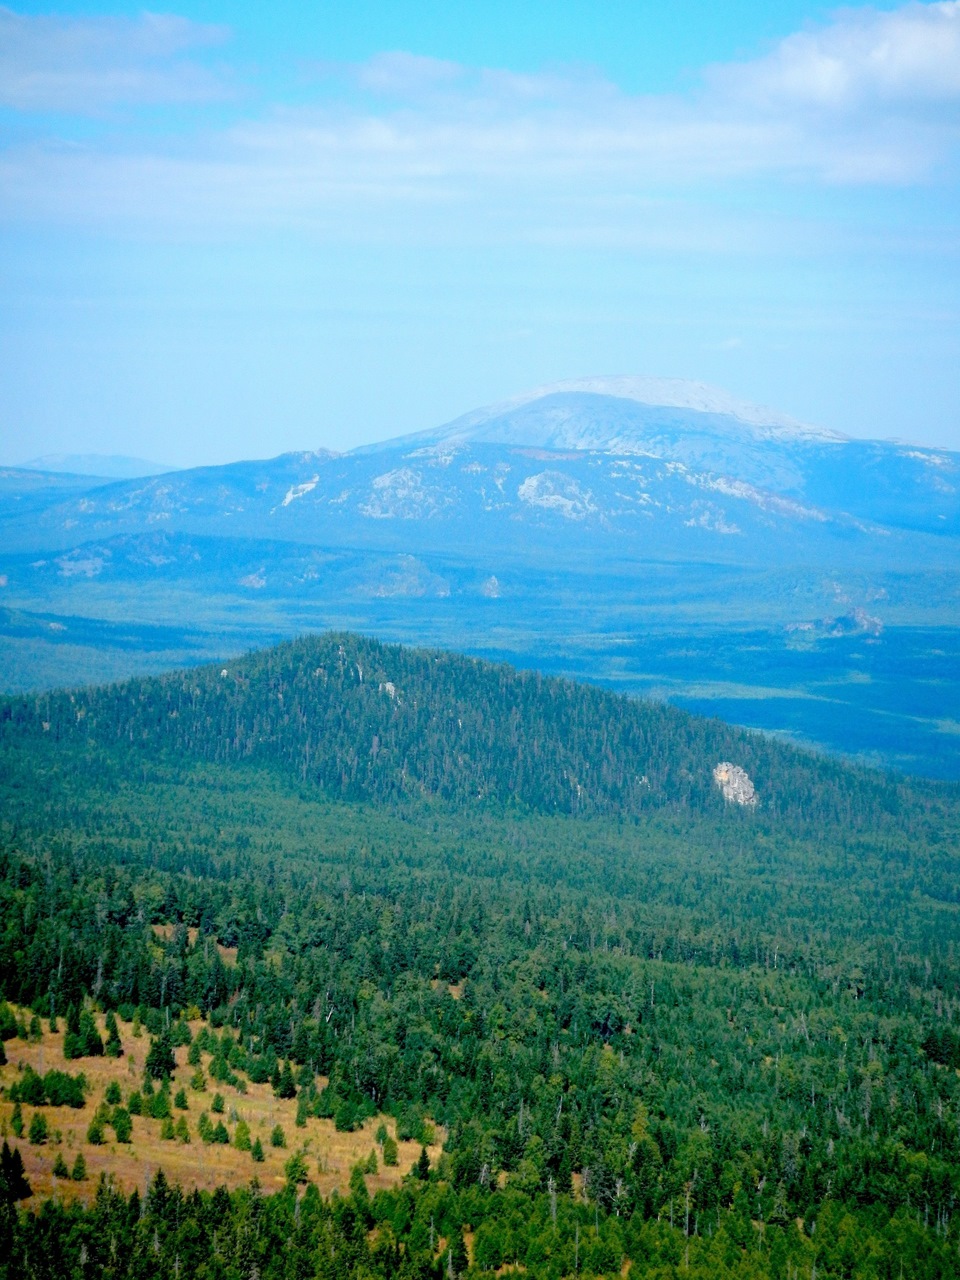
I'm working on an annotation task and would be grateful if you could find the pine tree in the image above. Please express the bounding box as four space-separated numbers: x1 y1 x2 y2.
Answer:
28 1112 48 1145
70 1152 86 1181
145 1029 176 1080
275 1061 297 1100
0 1141 31 1202
416 1146 430 1180
251 1137 265 1163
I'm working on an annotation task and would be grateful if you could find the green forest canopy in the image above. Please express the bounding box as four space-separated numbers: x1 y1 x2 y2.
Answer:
2 631 960 1278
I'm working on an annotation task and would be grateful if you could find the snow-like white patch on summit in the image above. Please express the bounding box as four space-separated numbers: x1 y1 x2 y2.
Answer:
399 376 848 451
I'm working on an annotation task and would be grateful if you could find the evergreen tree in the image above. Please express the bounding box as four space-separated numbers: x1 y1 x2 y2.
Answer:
145 1029 176 1080
0 1142 31 1202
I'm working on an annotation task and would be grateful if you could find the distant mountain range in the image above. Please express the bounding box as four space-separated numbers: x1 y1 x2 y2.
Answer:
1 377 958 777
17 453 174 479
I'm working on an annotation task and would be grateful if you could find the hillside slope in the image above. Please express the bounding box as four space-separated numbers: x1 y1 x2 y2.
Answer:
0 631 916 828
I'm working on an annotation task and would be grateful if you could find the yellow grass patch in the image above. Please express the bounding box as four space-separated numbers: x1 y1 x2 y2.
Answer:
0 1008 442 1206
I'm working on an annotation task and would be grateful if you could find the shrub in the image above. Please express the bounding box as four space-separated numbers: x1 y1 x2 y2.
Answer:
160 1117 175 1141
52 1152 69 1178
251 1137 265 1162
190 1068 207 1092
86 1119 104 1145
211 1092 225 1114
70 1152 87 1181
127 1092 143 1116
175 1116 191 1143
174 1088 188 1110
105 1081 121 1105
382 1135 399 1166
234 1119 251 1151
10 1102 23 1138
270 1124 286 1149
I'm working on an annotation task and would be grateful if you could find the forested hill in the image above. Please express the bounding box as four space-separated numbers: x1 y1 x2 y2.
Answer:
0 631 922 827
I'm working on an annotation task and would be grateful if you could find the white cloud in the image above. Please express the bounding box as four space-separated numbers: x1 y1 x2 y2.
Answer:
712 1 960 109
0 2 957 236
0 7 230 111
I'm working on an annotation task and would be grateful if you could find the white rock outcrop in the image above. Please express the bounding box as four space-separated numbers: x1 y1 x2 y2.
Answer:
713 762 757 806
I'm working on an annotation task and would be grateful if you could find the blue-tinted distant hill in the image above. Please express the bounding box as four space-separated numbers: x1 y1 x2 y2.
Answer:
1 377 958 776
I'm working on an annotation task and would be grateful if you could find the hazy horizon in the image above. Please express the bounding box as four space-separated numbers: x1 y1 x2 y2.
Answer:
1 0 958 468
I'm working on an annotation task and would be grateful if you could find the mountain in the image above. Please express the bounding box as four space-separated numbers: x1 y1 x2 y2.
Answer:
4 630 891 826
1 377 958 775
17 453 175 479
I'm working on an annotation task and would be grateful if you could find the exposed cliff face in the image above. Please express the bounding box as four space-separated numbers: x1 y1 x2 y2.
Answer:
714 761 757 806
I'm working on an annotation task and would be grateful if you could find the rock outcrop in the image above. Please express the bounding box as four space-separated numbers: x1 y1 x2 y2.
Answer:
713 762 757 806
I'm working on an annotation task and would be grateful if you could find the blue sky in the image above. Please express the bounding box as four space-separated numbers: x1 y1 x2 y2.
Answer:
1 0 958 465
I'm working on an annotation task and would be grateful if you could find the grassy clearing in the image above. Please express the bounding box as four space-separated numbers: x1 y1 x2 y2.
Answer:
0 1007 441 1206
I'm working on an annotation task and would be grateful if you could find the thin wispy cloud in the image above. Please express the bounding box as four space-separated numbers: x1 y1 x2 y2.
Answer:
0 6 230 111
0 2 957 236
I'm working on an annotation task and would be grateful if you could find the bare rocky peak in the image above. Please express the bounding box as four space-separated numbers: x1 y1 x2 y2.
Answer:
713 762 758 806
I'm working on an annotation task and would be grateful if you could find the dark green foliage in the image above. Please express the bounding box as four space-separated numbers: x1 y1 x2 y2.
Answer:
0 1141 30 1201
104 1009 123 1057
4 634 960 1276
104 1080 121 1105
27 1112 47 1145
111 1107 132 1143
212 1121 229 1144
148 1089 171 1120
0 631 911 827
51 1152 69 1178
7 1065 78 1110
270 1125 285 1149
415 1147 430 1180
274 1060 296 1099
284 1150 309 1184
9 1104 22 1139
70 1152 86 1181
0 1003 17 1040
127 1091 142 1115
144 1029 175 1080
251 1136 264 1162
211 1092 224 1114
174 1087 188 1110
63 1008 103 1060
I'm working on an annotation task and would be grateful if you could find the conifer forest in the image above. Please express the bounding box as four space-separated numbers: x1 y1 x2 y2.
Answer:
2 633 960 1278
